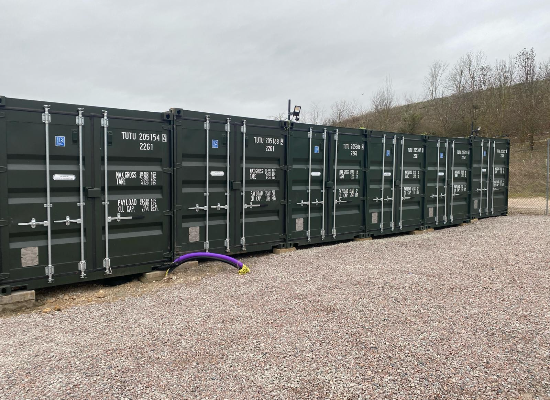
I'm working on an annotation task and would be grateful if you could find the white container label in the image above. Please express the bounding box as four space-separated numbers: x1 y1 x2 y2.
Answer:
438 172 445 176
210 171 224 177
311 172 321 177
383 172 392 177
53 174 76 181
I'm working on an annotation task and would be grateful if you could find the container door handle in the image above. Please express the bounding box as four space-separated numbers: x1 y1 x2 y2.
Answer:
54 216 82 225
18 218 49 228
107 213 133 223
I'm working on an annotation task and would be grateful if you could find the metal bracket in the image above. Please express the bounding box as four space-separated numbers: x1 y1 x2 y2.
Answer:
78 261 87 279
45 265 54 283
103 258 112 275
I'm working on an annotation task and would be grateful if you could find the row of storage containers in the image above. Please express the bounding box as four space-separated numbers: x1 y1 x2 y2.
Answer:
0 96 509 294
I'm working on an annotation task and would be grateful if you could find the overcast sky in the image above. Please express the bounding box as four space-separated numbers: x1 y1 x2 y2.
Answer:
1 0 549 119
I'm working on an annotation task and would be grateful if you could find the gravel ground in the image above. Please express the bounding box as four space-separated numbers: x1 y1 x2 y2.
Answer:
0 215 549 399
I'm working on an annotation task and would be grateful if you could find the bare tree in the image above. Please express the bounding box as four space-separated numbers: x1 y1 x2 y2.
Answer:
267 112 286 121
424 61 448 100
302 102 326 125
371 77 396 130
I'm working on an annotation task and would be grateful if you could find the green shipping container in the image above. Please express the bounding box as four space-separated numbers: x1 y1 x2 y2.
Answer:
0 95 510 295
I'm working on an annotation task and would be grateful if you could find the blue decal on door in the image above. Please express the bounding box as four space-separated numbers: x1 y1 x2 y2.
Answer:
440 153 444 158
55 136 65 147
483 150 487 156
212 139 218 149
314 146 319 154
386 150 390 156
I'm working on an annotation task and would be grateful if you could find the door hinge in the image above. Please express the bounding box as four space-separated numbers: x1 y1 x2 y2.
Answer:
0 112 5 118
163 251 173 258
280 200 287 205
163 210 173 216
0 219 8 227
280 165 290 171
162 168 172 174
0 273 9 281
0 166 6 173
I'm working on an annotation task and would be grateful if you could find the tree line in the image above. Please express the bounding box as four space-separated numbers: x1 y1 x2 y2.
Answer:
296 48 550 150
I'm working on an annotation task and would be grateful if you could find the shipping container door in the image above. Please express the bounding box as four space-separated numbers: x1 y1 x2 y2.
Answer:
327 129 366 239
366 131 398 235
490 139 509 216
287 125 327 244
237 119 286 251
397 134 425 231
93 110 172 274
0 102 93 287
471 138 491 218
175 112 232 254
449 139 471 224
425 137 449 227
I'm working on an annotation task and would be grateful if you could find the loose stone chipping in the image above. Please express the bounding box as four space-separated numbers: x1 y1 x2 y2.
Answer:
0 215 549 399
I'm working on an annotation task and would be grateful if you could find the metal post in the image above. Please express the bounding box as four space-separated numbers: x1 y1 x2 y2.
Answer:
399 136 404 230
450 140 455 223
101 110 111 274
485 139 495 215
435 139 440 224
225 118 231 252
547 138 549 216
241 120 247 250
307 128 312 242
332 129 339 238
380 134 386 232
479 139 484 216
391 137 396 231
77 108 86 278
321 129 327 239
43 105 54 283
204 116 210 251
288 100 291 122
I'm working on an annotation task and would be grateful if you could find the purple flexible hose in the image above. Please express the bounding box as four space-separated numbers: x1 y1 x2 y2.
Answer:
172 252 244 269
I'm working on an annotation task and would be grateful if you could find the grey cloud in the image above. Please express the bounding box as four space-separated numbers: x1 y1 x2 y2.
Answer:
1 0 548 119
